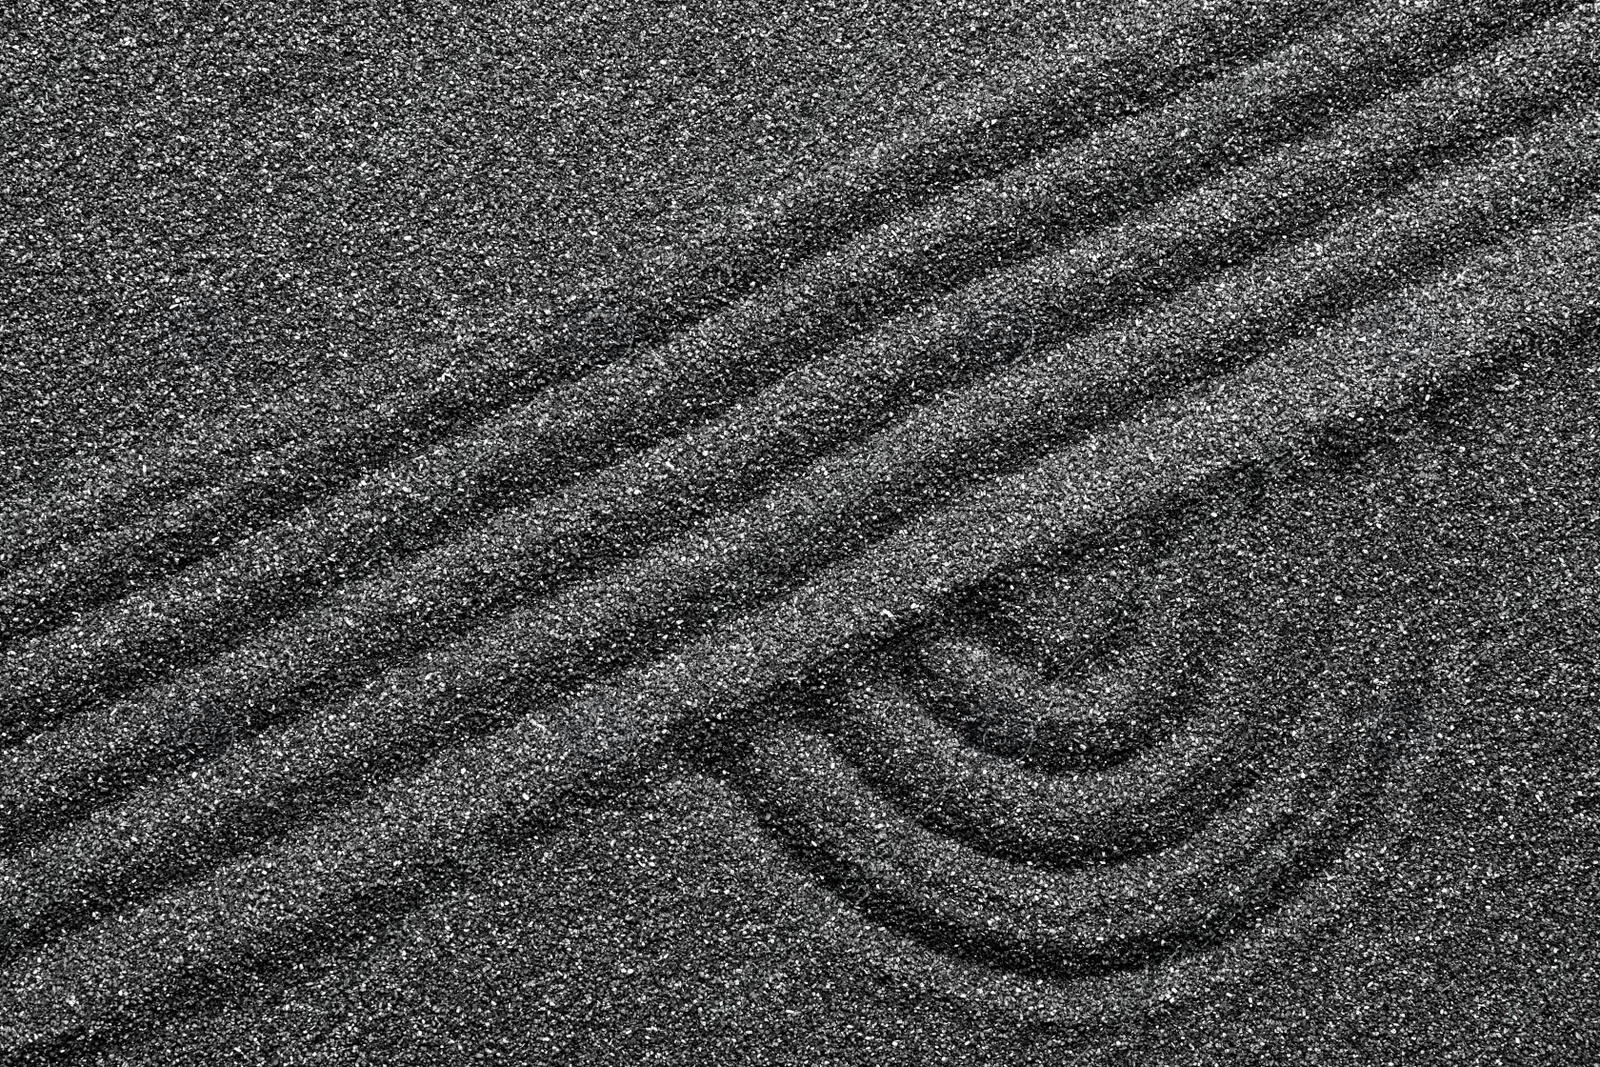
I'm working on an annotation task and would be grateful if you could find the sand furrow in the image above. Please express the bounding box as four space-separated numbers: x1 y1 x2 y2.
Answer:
0 0 1357 634
3 11 1593 742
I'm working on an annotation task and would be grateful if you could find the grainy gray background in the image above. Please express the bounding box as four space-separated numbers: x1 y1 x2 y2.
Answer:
3 1 1597 1062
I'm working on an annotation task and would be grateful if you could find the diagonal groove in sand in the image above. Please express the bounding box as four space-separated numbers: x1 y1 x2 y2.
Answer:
3 3 1594 755
0 0 1361 626
0 0 1571 665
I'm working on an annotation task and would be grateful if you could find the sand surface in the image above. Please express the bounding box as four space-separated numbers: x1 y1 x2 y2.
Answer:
3 1 1598 1062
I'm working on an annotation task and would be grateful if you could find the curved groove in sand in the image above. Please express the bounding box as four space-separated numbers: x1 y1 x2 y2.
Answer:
909 633 1195 769
827 672 1264 867
741 682 1407 978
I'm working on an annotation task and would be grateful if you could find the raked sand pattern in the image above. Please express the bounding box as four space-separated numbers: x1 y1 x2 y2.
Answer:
3 0 1599 1061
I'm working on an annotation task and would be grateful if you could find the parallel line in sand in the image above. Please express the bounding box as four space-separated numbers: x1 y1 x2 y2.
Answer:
0 0 1354 612
0 0 1480 650
3 5 1593 738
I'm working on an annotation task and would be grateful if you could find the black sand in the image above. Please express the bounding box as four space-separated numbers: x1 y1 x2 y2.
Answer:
3 0 1598 1062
